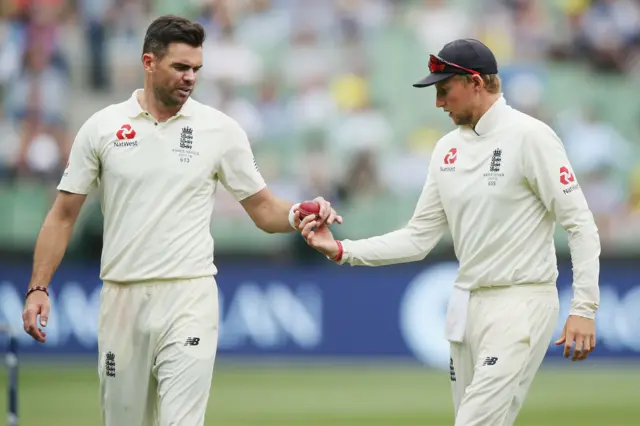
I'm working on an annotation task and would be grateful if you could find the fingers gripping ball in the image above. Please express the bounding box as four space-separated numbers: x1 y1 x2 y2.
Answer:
297 201 320 219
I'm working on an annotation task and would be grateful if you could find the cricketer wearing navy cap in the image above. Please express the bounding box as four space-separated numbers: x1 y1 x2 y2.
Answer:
411 38 503 128
297 36 601 426
413 38 499 88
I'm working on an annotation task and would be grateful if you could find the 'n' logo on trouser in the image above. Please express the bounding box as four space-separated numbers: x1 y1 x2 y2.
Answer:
449 288 559 426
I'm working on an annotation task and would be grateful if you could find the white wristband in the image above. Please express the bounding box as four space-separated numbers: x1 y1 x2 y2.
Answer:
288 203 300 230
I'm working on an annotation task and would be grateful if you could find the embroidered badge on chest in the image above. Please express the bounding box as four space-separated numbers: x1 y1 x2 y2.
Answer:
172 126 200 164
483 148 505 187
180 126 193 149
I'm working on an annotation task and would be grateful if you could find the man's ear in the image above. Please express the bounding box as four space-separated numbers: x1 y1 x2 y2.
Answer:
472 74 485 92
142 53 155 73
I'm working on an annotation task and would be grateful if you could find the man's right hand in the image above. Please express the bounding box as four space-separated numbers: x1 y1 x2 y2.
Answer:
22 290 50 343
298 214 340 259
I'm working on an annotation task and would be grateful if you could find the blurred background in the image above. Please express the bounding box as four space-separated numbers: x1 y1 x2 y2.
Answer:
0 0 639 425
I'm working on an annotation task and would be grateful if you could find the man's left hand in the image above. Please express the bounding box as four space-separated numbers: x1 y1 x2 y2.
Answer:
554 315 596 361
313 196 342 226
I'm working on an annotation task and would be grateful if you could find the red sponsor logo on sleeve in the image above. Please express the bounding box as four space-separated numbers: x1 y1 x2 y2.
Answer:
560 166 580 194
559 166 575 185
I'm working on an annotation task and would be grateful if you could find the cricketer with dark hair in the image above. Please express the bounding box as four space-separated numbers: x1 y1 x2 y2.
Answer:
21 15 342 426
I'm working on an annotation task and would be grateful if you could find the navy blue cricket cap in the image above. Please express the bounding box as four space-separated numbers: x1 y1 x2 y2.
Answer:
413 38 498 88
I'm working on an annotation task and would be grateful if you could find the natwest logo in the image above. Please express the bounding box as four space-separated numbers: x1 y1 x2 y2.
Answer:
114 124 138 148
444 148 457 165
440 148 457 172
559 166 575 185
560 165 580 194
116 124 136 140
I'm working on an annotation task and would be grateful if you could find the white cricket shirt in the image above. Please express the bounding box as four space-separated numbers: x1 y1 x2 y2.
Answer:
58 90 266 282
340 96 600 318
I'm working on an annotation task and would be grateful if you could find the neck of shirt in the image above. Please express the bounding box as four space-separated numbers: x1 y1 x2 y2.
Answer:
463 95 507 137
137 91 181 123
126 89 193 123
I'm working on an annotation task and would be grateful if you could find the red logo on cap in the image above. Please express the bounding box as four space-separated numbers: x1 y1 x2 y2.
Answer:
444 148 457 165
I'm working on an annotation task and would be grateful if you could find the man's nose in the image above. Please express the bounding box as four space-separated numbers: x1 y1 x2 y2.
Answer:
183 70 196 82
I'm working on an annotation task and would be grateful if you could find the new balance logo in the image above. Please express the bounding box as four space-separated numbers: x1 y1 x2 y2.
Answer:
185 337 200 346
483 357 498 366
105 351 116 377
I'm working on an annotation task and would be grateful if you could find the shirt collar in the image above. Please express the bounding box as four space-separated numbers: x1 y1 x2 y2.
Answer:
462 94 508 136
125 89 195 119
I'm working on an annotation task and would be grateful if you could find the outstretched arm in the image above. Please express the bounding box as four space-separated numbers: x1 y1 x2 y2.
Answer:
299 160 448 265
241 189 341 234
218 120 340 234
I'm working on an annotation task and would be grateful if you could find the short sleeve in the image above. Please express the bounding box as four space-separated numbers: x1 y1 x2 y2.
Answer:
217 120 267 201
57 115 100 195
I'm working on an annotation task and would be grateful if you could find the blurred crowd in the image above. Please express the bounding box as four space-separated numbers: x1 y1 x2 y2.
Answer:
1 0 640 254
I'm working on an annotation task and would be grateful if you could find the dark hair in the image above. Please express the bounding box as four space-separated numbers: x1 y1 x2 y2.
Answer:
142 15 206 58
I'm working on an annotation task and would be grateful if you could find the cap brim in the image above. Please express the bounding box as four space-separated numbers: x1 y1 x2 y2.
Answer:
412 73 455 88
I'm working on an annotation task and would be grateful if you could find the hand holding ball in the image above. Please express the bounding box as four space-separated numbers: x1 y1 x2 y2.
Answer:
296 201 342 261
297 201 321 219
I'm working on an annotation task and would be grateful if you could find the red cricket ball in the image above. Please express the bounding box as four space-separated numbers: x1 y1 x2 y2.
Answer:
297 201 320 219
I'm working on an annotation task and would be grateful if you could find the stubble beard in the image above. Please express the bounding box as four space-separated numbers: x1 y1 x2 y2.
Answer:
154 84 181 107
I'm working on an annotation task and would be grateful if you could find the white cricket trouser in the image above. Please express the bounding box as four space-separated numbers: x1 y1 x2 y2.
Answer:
449 283 559 426
97 276 219 426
